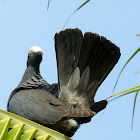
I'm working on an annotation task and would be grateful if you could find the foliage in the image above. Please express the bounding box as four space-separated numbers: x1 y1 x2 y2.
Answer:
47 0 91 27
108 35 140 128
47 0 140 130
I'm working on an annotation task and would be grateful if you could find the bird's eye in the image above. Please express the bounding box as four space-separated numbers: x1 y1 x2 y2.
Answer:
29 53 33 57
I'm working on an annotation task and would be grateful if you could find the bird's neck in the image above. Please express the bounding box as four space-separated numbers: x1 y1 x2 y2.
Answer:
18 65 41 85
29 64 40 73
26 65 40 76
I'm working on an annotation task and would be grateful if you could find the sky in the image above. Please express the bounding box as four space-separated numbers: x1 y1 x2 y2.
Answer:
0 0 140 139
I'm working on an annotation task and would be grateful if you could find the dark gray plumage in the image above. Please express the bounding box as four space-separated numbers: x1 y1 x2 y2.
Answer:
7 29 121 137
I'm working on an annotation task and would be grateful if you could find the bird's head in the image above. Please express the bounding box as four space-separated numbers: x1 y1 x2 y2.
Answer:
27 46 44 68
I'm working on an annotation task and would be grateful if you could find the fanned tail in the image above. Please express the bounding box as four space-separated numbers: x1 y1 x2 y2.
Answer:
55 28 121 110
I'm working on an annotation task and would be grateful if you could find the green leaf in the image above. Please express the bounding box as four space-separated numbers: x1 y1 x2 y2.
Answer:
113 47 140 91
107 85 140 100
47 0 51 10
107 86 140 130
76 0 90 11
131 91 139 130
63 0 91 28
110 34 140 130
108 89 140 102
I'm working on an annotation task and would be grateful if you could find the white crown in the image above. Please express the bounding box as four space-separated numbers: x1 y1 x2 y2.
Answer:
29 46 44 54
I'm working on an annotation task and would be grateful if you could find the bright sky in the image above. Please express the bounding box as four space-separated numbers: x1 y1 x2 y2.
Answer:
0 0 140 139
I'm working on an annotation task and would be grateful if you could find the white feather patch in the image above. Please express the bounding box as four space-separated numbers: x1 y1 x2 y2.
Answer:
67 67 80 92
67 119 78 129
29 46 44 54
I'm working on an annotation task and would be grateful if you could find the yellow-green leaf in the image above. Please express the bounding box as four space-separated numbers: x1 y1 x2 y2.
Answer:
108 89 140 102
47 0 51 10
113 47 140 91
107 85 140 100
63 0 91 28
131 91 139 130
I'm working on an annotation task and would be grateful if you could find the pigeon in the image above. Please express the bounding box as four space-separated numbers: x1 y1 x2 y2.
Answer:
7 28 121 137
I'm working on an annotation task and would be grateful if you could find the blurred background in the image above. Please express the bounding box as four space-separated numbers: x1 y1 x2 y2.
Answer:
0 0 140 139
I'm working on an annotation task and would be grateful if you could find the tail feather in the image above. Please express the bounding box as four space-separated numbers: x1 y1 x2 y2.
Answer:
67 67 80 92
84 81 98 98
76 66 90 94
55 29 121 109
77 32 121 87
55 29 83 89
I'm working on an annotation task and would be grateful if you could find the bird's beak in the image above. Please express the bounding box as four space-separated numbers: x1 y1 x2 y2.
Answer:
41 51 45 54
38 51 45 54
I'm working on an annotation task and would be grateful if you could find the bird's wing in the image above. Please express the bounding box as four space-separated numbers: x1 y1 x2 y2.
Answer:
55 29 120 109
8 89 96 124
8 89 71 124
7 71 51 109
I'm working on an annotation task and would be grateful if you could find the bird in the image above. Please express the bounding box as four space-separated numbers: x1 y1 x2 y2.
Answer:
7 28 121 137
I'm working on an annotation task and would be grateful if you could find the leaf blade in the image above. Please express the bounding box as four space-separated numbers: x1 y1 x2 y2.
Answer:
107 85 140 100
76 0 90 11
47 0 51 10
63 0 91 28
108 89 140 102
131 91 139 130
113 47 140 91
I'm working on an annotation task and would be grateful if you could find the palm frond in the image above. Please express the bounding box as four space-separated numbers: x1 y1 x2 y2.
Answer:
107 86 140 129
113 47 140 91
107 85 140 100
110 34 140 130
76 0 90 11
63 0 91 28
47 0 51 10
131 91 139 130
108 89 140 102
